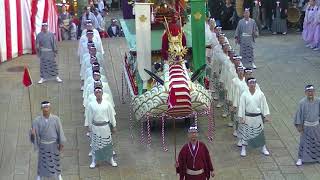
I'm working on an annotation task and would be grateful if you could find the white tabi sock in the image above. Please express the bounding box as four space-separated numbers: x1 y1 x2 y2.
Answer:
110 157 118 167
241 146 247 157
261 145 270 156
58 174 63 180
296 159 302 166
89 154 96 168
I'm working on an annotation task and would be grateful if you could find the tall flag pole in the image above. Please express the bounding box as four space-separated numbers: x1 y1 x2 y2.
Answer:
22 66 33 124
190 0 206 82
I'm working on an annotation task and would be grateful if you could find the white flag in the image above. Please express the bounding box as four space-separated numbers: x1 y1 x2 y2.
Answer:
135 3 153 89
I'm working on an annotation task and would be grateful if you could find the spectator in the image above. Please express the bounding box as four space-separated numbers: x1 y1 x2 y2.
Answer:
209 0 225 26
70 13 78 40
105 0 112 10
261 0 273 30
98 0 105 13
58 5 71 40
221 0 235 30
107 19 121 37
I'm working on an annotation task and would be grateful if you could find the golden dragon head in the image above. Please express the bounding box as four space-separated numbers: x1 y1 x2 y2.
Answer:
164 16 188 60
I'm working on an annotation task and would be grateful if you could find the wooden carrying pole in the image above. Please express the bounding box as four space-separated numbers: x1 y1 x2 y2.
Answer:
174 118 177 163
28 87 33 124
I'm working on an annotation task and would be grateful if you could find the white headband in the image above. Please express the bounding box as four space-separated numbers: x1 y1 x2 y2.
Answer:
237 66 245 70
248 79 256 83
94 88 102 92
188 126 198 133
234 56 242 60
305 86 315 91
41 102 50 107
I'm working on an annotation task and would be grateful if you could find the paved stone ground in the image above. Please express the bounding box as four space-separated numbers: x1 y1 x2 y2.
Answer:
1 19 320 180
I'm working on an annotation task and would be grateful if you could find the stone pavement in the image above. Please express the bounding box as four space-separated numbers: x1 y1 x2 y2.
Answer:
0 31 320 180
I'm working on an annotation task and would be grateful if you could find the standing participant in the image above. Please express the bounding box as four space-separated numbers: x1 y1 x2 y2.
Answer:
303 0 318 49
271 0 288 35
30 101 66 180
81 6 99 31
297 0 309 32
226 56 242 126
235 8 259 69
252 1 261 32
80 46 103 81
83 75 113 105
294 85 320 166
205 18 215 80
313 5 320 50
261 0 273 30
81 21 101 38
176 126 214 180
87 86 117 168
36 22 63 84
237 78 271 157
243 68 261 91
214 35 229 108
216 41 229 109
231 66 247 137
78 29 104 65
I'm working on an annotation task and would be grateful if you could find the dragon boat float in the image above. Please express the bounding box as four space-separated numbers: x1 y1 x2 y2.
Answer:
120 0 215 150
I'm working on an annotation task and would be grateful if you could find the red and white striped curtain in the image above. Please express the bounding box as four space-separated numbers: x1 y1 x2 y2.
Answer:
0 0 59 63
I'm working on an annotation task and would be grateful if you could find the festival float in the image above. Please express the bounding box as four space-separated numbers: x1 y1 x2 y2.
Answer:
120 0 214 150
